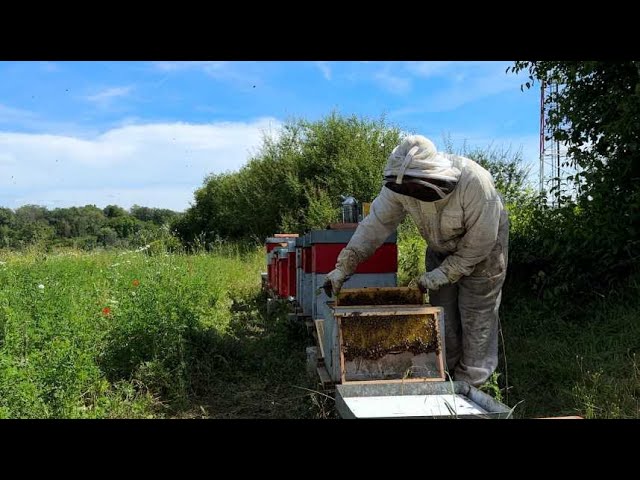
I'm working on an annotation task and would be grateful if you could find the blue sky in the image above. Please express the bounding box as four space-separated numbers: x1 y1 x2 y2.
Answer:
0 61 539 212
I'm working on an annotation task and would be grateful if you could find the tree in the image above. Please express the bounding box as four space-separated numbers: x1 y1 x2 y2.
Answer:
509 61 640 293
0 208 14 246
0 207 13 226
149 208 180 226
0 203 180 250
130 205 153 222
12 205 54 245
98 227 119 247
440 135 535 207
103 205 127 218
175 111 401 244
108 215 140 239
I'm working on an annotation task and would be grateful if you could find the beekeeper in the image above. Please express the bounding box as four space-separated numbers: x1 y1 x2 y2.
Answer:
323 135 509 387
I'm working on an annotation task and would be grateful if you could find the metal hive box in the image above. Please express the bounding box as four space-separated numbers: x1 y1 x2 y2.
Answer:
335 381 513 419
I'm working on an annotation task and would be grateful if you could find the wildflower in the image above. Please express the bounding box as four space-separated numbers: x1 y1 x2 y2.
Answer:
102 307 111 316
38 284 45 291
132 279 140 287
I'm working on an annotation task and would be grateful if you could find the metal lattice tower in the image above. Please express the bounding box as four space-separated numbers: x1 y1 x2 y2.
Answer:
539 80 575 206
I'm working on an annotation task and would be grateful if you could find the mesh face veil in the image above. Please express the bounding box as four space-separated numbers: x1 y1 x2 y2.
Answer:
384 176 458 202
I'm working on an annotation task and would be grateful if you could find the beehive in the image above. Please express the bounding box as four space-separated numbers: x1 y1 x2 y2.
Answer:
330 287 445 384
309 228 397 321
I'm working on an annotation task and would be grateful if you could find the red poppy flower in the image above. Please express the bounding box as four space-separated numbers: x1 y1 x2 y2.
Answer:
132 279 140 287
102 307 111 316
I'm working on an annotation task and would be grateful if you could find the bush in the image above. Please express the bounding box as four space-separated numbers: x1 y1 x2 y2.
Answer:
175 111 401 244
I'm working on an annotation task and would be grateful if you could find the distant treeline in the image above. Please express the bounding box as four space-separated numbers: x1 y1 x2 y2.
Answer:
0 204 182 250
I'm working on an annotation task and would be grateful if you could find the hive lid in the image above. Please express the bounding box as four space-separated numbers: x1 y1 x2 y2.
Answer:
335 381 513 419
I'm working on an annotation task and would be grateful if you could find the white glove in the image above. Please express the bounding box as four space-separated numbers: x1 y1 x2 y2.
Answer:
323 268 348 297
418 269 449 292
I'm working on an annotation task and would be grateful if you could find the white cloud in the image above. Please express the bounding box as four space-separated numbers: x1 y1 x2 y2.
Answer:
374 71 411 95
404 61 504 80
404 61 457 78
85 86 133 107
0 103 37 123
0 152 17 166
388 62 527 113
387 105 423 118
0 117 282 211
151 61 258 87
40 61 60 72
0 103 98 138
153 61 228 73
336 61 518 100
315 61 332 80
425 69 522 112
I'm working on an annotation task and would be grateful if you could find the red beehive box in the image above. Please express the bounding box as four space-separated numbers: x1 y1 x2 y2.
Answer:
277 248 289 297
287 244 297 299
311 243 397 274
265 236 295 295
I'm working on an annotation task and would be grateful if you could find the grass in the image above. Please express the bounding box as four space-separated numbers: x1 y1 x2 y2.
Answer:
1 242 637 419
394 234 640 419
498 273 640 419
0 246 323 419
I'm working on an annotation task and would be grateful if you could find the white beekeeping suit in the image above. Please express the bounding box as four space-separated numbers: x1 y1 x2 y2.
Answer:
323 135 509 387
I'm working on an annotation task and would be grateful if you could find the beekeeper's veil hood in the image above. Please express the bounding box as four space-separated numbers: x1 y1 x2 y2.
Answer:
383 135 461 201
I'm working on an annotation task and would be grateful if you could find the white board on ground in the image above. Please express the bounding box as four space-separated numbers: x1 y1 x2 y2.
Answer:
343 394 488 418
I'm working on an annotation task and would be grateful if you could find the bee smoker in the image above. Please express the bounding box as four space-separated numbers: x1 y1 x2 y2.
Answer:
340 195 360 223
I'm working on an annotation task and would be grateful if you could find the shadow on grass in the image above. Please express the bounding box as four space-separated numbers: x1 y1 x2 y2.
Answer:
496 275 640 419
178 291 329 419
98 290 335 419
